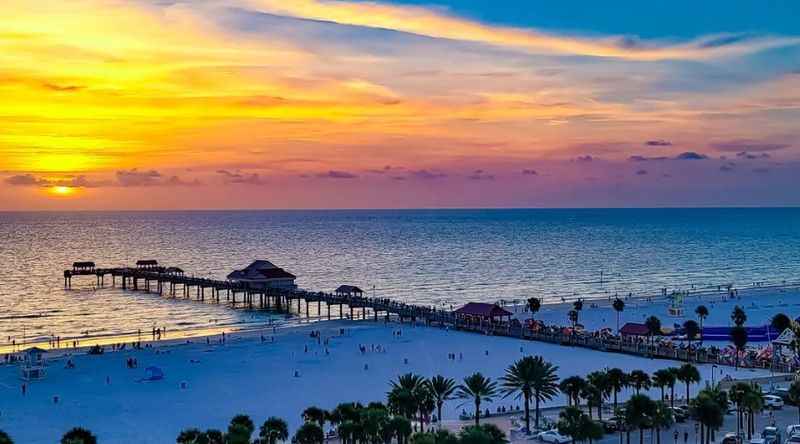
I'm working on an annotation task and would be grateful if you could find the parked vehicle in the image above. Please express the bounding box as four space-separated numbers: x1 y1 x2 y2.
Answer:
599 419 618 433
670 407 688 422
723 432 742 444
762 426 781 444
785 425 800 439
765 395 785 409
536 430 571 444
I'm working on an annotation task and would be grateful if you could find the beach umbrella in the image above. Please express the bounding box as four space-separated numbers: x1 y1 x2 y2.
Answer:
145 366 164 381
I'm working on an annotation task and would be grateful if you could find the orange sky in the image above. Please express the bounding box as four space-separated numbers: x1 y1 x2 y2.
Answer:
1 0 799 209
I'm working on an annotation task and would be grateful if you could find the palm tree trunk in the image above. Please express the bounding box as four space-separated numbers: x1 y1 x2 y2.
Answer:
656 427 661 444
534 395 540 431
670 387 675 408
661 388 665 402
614 390 619 410
640 428 644 444
475 400 480 427
437 402 443 427
524 393 531 432
685 383 690 403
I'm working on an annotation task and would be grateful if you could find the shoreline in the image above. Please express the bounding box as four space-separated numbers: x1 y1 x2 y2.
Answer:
6 280 800 355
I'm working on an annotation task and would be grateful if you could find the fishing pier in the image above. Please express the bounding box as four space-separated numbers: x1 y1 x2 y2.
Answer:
64 260 452 324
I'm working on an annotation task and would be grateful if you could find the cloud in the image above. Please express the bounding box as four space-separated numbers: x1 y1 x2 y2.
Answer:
753 167 770 174
316 170 358 179
710 140 791 153
247 1 800 60
720 163 735 172
674 152 709 160
574 155 593 163
411 170 447 180
629 155 668 162
3 173 108 188
217 169 267 185
467 169 495 181
645 139 672 147
4 174 47 186
115 169 163 187
736 151 771 160
635 169 648 175
521 169 538 176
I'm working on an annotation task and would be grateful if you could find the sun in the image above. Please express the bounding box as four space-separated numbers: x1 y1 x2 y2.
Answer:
48 186 76 197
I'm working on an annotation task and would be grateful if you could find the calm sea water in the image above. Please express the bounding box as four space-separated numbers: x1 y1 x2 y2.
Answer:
2 208 799 343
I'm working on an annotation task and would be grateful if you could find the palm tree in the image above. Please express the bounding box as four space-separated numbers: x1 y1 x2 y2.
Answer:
623 394 656 444
728 382 750 439
651 401 674 444
389 373 427 426
294 423 324 444
628 370 651 395
676 363 700 403
652 369 674 402
695 305 709 344
501 356 559 432
586 370 611 420
426 375 457 425
689 390 725 444
580 384 602 420
559 376 586 407
456 373 498 426
683 320 700 360
645 316 662 345
612 298 625 333
666 367 679 407
260 417 289 444
527 297 541 321
606 368 628 410
772 313 792 334
557 406 584 444
741 388 763 440
388 416 412 444
303 406 327 429
0 431 12 444
227 414 255 444
730 326 748 370
731 306 747 327
61 428 97 444
789 380 800 423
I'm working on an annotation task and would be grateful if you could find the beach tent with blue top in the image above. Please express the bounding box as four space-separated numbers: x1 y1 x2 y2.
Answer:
144 366 164 381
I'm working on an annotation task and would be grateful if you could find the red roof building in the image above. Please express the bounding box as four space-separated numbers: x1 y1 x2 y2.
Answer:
455 302 513 323
619 322 649 336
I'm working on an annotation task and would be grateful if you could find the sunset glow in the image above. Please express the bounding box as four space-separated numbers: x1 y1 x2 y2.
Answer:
1 0 799 209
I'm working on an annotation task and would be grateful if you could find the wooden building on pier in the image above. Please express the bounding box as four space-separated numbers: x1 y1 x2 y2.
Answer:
226 260 296 290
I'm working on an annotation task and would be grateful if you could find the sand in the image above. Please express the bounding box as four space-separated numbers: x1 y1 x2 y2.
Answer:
0 319 770 444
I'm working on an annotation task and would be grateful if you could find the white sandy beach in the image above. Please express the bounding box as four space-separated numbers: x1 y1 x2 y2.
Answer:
0 319 770 444
509 285 800 337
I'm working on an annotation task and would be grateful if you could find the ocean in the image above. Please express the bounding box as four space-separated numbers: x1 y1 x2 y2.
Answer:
2 208 799 344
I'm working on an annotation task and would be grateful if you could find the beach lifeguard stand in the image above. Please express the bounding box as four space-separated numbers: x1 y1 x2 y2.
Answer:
667 292 685 317
20 347 48 381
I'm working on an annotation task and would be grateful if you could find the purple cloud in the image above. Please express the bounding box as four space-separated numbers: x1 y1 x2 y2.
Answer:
710 140 790 153
4 174 47 186
645 140 672 147
317 170 358 179
521 169 538 176
217 169 267 185
411 170 447 180
674 152 708 160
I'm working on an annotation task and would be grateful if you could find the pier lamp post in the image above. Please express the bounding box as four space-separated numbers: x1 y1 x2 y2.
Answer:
711 364 718 386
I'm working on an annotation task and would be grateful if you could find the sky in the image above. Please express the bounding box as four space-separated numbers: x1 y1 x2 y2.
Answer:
1 0 799 210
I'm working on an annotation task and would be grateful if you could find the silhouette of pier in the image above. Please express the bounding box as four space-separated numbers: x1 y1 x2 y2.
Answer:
64 260 452 324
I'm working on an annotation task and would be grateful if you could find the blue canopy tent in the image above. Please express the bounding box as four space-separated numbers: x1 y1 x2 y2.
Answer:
144 366 164 381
